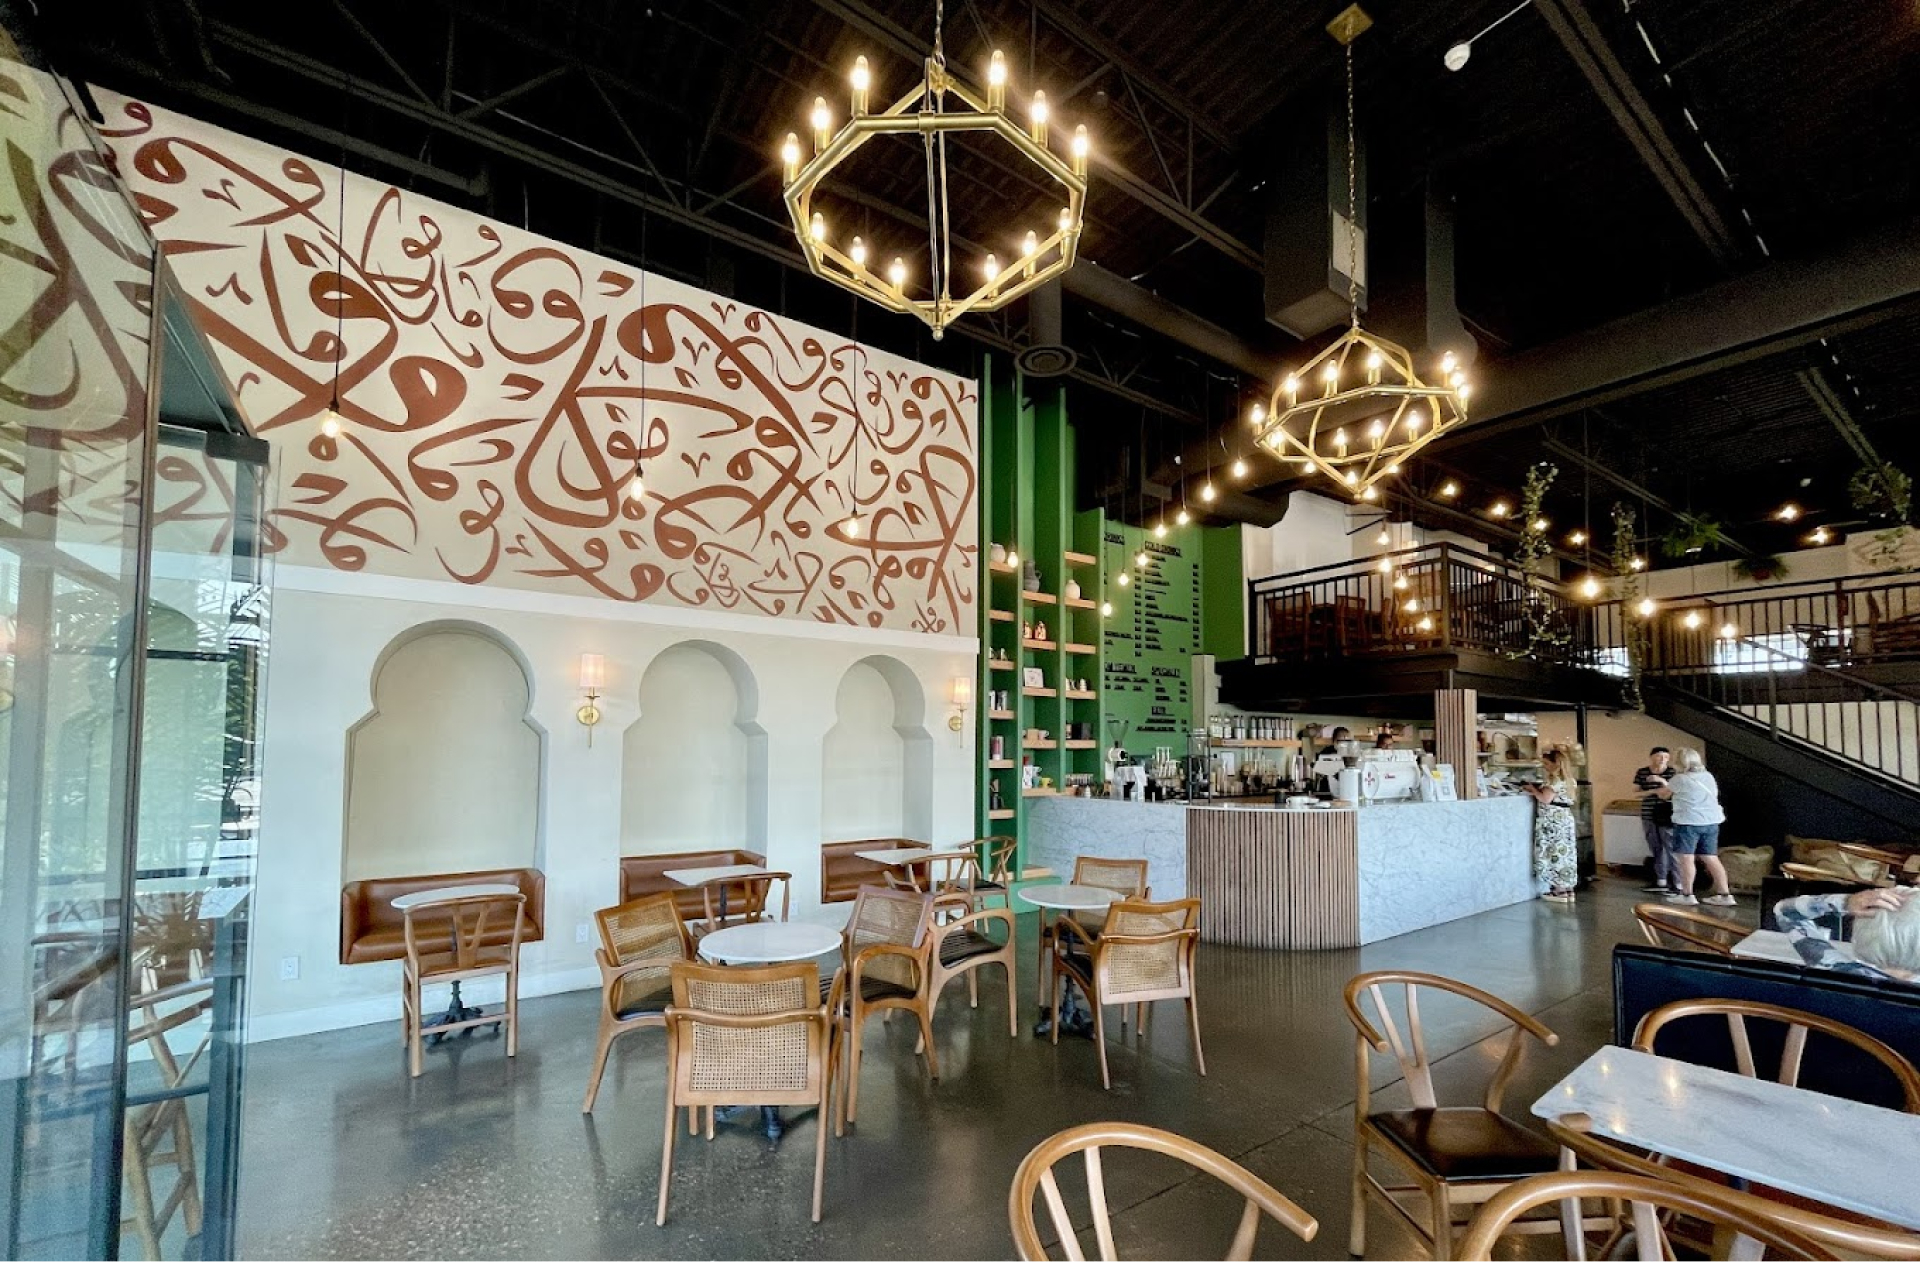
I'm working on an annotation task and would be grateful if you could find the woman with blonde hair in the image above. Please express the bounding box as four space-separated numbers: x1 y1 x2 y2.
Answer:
1655 747 1735 906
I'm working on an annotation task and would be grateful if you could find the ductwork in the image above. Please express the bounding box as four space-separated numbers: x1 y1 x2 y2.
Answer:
1061 261 1284 380
1016 280 1077 377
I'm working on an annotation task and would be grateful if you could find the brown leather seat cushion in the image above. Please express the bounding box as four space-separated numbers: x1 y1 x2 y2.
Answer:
618 849 765 918
819 839 930 904
339 868 545 965
1368 1107 1560 1181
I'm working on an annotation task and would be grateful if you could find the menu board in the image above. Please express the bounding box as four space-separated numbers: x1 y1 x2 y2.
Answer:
1101 522 1200 754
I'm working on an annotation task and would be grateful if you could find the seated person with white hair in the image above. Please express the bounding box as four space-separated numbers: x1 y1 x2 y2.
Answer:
1774 886 1918 984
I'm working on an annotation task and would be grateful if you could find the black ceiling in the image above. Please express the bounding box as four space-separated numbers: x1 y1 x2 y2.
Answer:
40 0 1920 570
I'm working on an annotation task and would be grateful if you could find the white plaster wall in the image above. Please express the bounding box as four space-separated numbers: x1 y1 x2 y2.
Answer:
250 567 976 1042
820 662 908 838
1536 710 1698 806
622 645 751 855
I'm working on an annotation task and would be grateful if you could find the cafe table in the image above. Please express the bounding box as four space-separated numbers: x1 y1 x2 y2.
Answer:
1533 1044 1920 1230
1018 883 1119 1037
694 919 843 1142
389 883 522 1034
1730 928 1860 967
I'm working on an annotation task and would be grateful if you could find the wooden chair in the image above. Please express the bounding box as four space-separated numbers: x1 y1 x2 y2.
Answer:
1631 997 1920 1111
1344 971 1573 1260
1008 1121 1319 1261
1781 861 1873 887
1545 1113 1920 1260
1333 593 1376 653
655 961 842 1225
400 891 525 1078
121 977 214 1260
583 892 692 1112
835 884 937 1127
1837 842 1920 886
1456 1171 1836 1261
1069 855 1148 935
884 849 979 903
1266 591 1315 661
1051 898 1203 1090
690 870 792 937
928 900 1019 1043
1631 902 1743 955
969 834 1020 911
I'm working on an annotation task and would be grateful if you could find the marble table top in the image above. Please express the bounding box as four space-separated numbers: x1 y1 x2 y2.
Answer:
1533 1045 1920 1228
664 864 770 886
1018 883 1121 911
389 883 520 910
855 848 934 866
699 921 842 965
1732 928 1859 966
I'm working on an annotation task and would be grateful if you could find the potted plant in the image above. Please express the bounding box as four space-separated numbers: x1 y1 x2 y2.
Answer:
1659 515 1733 559
1731 554 1790 583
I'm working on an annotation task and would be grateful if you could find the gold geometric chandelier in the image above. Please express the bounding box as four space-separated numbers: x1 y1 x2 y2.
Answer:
1255 13 1472 502
779 0 1089 340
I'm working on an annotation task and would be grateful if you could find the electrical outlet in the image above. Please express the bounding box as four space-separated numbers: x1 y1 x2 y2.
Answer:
575 922 590 945
279 955 300 981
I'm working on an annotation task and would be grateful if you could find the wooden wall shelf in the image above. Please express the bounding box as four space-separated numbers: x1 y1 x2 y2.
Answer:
988 560 1017 575
1064 596 1096 610
987 758 1014 769
1064 642 1096 655
1021 590 1057 605
1215 738 1302 748
988 709 1015 720
1022 686 1056 698
1065 739 1097 749
1023 738 1058 750
1064 689 1097 700
1022 787 1058 797
1022 638 1056 651
989 658 1014 671
989 609 1013 623
987 808 1015 821
1064 551 1097 567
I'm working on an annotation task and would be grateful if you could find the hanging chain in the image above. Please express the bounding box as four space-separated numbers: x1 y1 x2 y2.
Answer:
932 0 946 68
923 0 948 305
1345 40 1360 328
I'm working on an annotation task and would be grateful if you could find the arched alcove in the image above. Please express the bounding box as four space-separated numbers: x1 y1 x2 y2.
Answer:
621 640 768 855
342 623 544 881
821 656 933 839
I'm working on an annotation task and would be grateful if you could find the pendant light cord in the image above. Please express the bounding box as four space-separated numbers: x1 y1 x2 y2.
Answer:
332 105 347 413
923 0 950 305
1345 40 1360 330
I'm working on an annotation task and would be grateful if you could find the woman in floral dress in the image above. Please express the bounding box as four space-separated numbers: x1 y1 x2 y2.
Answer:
1521 777 1578 901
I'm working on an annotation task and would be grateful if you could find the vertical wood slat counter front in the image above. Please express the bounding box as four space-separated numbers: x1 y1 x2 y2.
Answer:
1186 798 1536 948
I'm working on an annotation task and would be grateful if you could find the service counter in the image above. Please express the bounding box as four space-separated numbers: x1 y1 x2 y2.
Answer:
1025 794 1536 950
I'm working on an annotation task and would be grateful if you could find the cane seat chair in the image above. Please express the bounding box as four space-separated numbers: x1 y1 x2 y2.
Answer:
1457 1171 1836 1261
1545 1113 1920 1260
1051 898 1203 1090
835 884 937 1127
655 961 843 1224
401 891 525 1078
121 977 214 1260
1631 902 1743 955
1008 1121 1319 1261
1632 997 1920 1111
1345 971 1588 1261
1068 856 1148 935
583 892 693 1112
690 870 792 938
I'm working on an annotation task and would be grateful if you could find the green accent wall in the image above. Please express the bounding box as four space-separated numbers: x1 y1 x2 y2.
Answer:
1200 525 1246 661
1099 519 1201 759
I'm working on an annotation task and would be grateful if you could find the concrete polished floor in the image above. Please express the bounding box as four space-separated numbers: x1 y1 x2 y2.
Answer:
238 877 1725 1259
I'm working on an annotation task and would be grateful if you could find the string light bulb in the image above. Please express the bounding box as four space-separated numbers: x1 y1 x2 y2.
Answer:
1440 480 1459 498
1490 501 1510 518
1719 622 1739 640
1231 457 1248 478
1175 506 1191 525
1682 609 1704 630
1635 597 1656 618
1100 600 1113 617
1578 575 1601 600
1200 483 1216 503
1809 526 1832 545
1568 530 1587 546
1629 556 1647 571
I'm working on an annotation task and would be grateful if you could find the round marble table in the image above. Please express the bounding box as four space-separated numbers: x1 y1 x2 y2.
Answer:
1018 884 1121 1037
698 921 841 965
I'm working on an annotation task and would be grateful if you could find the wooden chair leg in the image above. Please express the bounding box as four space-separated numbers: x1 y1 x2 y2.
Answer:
846 1009 866 1125
966 969 978 1009
505 964 519 1058
656 1101 676 1226
916 1007 940 1081
1093 1000 1111 1090
582 1022 615 1113
705 1107 714 1142
1429 1182 1454 1261
408 991 424 1078
811 1081 830 1223
1004 962 1018 1036
1186 995 1206 1076
1049 970 1064 1046
1349 1131 1369 1256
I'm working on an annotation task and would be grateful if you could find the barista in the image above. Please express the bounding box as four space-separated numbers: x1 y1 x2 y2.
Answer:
1374 727 1396 750
1316 726 1353 758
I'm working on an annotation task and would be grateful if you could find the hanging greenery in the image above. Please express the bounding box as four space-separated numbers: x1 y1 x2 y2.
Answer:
1850 462 1916 573
1730 553 1790 583
1658 514 1734 559
1509 462 1572 661
1612 502 1647 711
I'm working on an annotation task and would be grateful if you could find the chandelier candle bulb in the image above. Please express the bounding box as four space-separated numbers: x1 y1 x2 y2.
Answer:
987 50 1007 109
849 236 868 268
1029 90 1049 143
1441 350 1458 374
811 97 832 151
809 212 826 243
983 253 1000 282
1070 125 1090 176
1365 349 1383 381
1058 206 1072 234
850 56 871 114
781 133 801 181
887 257 907 289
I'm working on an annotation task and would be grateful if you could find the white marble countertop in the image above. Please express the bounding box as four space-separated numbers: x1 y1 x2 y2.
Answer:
1533 1045 1920 1229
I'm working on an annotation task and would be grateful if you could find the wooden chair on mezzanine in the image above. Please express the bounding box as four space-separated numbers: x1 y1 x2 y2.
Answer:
1343 970 1601 1261
1333 593 1376 654
1631 996 1920 1111
1836 842 1920 886
1455 1171 1837 1262
1265 591 1320 661
400 890 526 1078
834 884 938 1129
1631 902 1744 956
582 892 692 1113
1544 1112 1920 1260
1008 1122 1319 1261
655 961 844 1225
1050 897 1204 1090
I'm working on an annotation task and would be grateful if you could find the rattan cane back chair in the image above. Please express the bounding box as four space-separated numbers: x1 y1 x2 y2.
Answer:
1545 1113 1920 1259
1456 1171 1836 1261
1631 902 1743 955
656 961 842 1225
836 884 937 1127
1631 997 1920 1110
1008 1121 1319 1261
1836 843 1920 886
1068 856 1148 935
583 892 693 1112
1344 970 1590 1261
401 891 525 1078
1051 898 1202 1090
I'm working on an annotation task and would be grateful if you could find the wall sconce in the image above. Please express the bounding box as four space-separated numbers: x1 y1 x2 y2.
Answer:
577 653 605 745
949 676 972 732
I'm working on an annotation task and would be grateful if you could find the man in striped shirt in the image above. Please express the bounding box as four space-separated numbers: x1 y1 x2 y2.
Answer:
1633 747 1675 894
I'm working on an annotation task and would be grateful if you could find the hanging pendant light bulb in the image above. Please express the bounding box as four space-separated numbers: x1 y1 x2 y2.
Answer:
1682 609 1704 630
843 509 864 537
1578 574 1601 600
1154 520 1168 539
1376 526 1391 547
1100 600 1113 617
1231 456 1248 479
1116 570 1130 587
320 411 343 440
1136 550 1149 569
1200 482 1216 503
627 458 647 502
1176 506 1191 526
1635 597 1657 618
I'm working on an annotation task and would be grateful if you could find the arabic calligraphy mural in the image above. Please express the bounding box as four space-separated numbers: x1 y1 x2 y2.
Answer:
96 92 979 635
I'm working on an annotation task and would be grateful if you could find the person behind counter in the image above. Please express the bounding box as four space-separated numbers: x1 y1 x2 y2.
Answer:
1317 726 1352 757
1374 727 1395 750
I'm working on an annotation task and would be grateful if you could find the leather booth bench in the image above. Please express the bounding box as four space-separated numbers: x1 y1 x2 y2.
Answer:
619 848 766 919
1613 942 1920 1111
339 867 546 966
819 838 930 903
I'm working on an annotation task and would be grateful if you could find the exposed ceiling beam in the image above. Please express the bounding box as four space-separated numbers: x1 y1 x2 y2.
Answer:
1535 0 1742 267
1538 434 1752 557
1799 366 1881 468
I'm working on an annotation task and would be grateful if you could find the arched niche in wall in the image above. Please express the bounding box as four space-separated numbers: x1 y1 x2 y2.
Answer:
620 641 768 856
342 622 544 882
821 655 933 840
